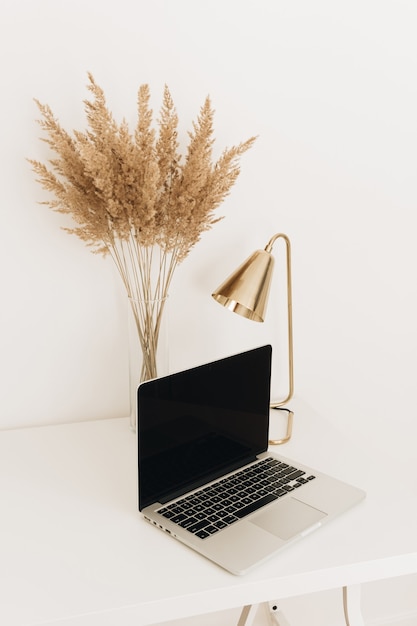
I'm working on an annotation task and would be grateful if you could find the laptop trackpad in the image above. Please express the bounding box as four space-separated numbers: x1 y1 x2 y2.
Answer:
251 497 327 540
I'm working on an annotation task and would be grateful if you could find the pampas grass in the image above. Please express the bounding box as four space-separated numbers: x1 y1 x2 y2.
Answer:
29 73 256 385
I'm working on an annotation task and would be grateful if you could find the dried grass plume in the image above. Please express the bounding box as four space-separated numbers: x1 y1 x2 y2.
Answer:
29 74 256 387
29 73 256 266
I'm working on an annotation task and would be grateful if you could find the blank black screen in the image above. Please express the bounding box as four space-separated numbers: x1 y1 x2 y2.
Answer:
138 345 272 510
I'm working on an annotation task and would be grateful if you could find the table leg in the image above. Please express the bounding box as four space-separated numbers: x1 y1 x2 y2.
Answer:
265 602 292 625
343 585 365 626
237 604 259 626
237 602 291 626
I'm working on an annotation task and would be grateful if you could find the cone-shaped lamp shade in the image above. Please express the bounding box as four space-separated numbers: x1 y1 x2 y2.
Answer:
212 249 275 322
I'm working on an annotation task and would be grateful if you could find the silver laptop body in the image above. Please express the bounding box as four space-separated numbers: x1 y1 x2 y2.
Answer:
137 345 365 575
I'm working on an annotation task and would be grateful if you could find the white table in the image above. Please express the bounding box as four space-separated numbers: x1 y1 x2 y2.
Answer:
1 399 416 626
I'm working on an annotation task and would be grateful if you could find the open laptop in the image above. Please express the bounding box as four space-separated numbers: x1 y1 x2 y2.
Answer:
137 345 365 575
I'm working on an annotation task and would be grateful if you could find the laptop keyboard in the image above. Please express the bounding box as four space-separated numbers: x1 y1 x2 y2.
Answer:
157 457 316 539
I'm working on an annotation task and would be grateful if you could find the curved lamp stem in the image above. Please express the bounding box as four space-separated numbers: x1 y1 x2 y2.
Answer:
264 234 294 445
265 233 294 408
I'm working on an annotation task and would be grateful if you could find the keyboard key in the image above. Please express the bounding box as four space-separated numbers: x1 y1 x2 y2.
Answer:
187 519 210 533
241 496 255 505
235 493 278 519
170 506 184 514
286 469 305 480
204 507 216 515
260 479 272 486
214 520 228 530
179 516 198 528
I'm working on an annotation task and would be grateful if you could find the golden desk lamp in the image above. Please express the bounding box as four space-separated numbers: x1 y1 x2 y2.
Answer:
212 233 294 445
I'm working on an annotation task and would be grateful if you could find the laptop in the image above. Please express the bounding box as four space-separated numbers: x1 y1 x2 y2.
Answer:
137 345 365 575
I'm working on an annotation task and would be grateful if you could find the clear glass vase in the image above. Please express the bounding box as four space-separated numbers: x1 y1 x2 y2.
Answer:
128 296 169 431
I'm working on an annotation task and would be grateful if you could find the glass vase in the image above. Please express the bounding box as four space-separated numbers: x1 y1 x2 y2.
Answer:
128 296 169 432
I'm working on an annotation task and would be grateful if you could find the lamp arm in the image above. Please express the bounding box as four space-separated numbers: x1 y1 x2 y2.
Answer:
265 233 294 409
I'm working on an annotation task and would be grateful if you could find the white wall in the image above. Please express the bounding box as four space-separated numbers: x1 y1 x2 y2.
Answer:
1 0 416 472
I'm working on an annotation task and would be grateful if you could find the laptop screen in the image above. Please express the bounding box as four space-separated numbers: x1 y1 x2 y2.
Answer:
138 345 272 510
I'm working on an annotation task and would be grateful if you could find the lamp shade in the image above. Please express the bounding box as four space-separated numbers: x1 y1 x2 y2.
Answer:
212 249 275 322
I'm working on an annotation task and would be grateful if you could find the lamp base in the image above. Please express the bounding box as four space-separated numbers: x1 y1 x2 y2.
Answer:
269 407 294 445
